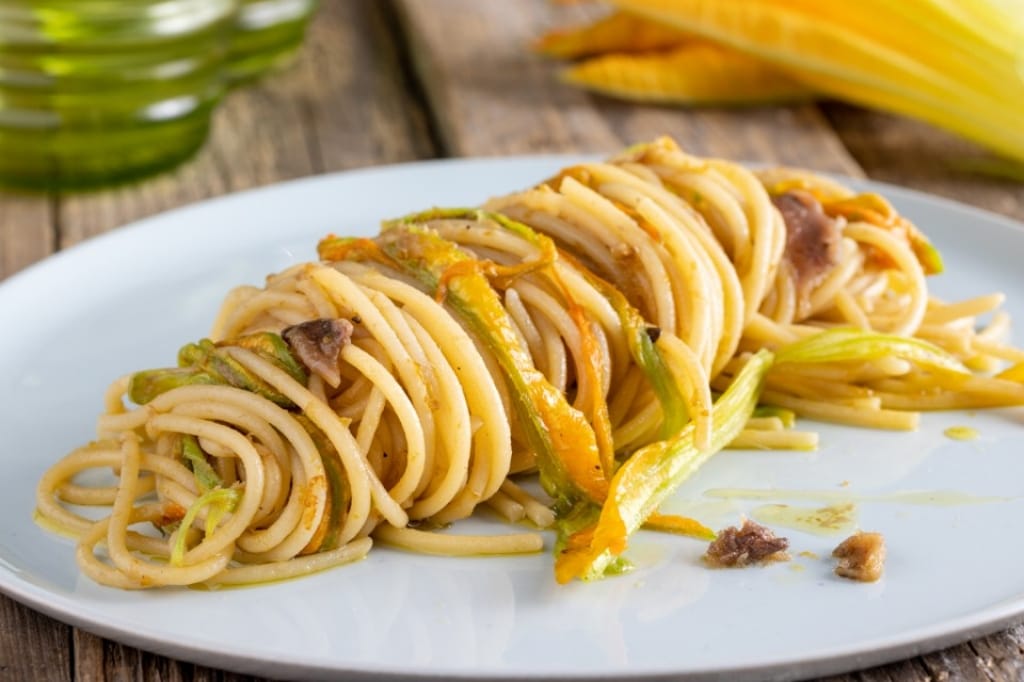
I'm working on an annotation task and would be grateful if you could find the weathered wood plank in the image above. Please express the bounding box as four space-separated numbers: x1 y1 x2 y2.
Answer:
823 103 1024 221
72 630 260 682
841 633 1024 682
0 596 72 682
394 0 862 175
0 197 54 280
850 658 932 682
925 629 1024 681
302 0 436 172
73 630 141 682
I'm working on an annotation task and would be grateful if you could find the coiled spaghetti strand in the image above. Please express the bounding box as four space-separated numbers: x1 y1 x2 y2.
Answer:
333 262 513 519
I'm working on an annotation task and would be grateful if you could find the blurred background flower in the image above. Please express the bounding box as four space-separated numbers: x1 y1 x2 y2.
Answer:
536 0 1024 170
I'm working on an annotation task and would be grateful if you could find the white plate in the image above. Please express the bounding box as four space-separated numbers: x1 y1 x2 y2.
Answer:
2 157 1024 682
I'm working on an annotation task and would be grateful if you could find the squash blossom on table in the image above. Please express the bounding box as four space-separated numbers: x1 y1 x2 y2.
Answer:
538 1 1024 164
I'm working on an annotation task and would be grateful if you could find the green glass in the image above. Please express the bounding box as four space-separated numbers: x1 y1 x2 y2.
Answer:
227 0 317 84
0 0 237 190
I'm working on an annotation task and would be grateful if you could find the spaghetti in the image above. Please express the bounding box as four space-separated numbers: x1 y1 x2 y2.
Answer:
37 137 1024 588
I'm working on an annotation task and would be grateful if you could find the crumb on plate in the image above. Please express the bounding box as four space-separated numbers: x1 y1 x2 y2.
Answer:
832 531 885 582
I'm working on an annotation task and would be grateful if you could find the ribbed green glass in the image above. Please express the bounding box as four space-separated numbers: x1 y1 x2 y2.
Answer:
0 0 237 190
227 0 317 84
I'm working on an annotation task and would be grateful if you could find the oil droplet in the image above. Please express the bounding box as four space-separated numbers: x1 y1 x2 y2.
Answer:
944 426 979 441
623 541 667 571
789 563 805 572
751 503 858 537
705 487 1009 506
798 550 819 560
658 498 739 528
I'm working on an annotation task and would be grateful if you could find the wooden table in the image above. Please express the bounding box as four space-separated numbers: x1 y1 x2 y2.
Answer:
2 2 1023 680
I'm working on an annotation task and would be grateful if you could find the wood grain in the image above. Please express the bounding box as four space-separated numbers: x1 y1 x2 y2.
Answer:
72 629 258 682
395 0 862 175
824 103 1024 221
0 198 54 280
0 597 71 682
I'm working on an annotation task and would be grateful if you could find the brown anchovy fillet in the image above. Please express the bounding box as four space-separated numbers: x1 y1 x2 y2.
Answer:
282 318 354 388
772 190 842 317
703 518 789 567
